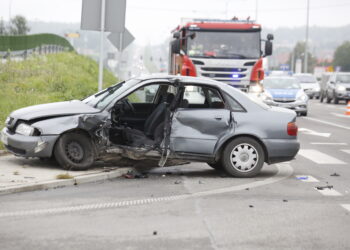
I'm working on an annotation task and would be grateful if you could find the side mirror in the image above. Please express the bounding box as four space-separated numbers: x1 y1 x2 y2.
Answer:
173 32 180 39
171 39 181 54
265 40 273 56
267 33 274 41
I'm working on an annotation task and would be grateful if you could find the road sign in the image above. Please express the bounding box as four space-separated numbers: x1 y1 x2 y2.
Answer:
108 29 135 51
81 0 126 32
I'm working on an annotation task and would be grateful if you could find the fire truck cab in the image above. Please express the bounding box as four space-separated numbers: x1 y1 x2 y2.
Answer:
169 18 274 92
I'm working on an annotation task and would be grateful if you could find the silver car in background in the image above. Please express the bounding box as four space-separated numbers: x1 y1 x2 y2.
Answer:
1 75 300 178
260 76 309 116
294 73 320 99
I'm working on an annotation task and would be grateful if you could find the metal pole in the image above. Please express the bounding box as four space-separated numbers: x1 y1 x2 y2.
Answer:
98 0 106 91
118 32 123 78
291 50 295 73
304 0 310 73
255 0 258 21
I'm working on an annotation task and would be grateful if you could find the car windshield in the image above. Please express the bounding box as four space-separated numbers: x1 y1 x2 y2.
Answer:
336 74 350 83
186 31 260 59
83 79 141 110
263 78 301 89
294 75 317 83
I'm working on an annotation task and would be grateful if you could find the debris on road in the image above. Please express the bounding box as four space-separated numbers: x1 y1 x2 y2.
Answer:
283 199 288 202
153 231 157 235
316 185 334 190
13 171 20 175
330 172 340 177
199 180 204 184
249 205 254 208
174 180 182 184
296 176 308 180
245 188 250 191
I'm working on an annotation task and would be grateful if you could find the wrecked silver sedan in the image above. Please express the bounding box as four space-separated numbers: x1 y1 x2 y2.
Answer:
1 75 300 177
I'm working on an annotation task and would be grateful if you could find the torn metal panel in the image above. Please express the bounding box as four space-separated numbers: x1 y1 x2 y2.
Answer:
170 109 231 154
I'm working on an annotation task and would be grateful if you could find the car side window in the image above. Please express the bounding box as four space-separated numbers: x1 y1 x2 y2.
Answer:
182 85 225 109
127 84 160 103
223 93 245 112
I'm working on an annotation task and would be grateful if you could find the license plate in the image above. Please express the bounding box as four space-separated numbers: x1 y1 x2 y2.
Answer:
1 132 8 145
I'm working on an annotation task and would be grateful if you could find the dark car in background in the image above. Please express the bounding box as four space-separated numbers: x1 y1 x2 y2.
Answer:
1 75 300 178
320 72 350 104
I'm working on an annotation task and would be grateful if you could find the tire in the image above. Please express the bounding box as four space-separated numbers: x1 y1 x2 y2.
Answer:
301 112 308 116
326 92 332 103
333 94 339 104
320 92 324 103
207 162 223 170
309 96 313 100
222 137 265 178
54 131 95 170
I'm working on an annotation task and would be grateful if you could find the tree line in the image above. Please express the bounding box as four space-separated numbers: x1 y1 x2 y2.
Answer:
0 15 30 36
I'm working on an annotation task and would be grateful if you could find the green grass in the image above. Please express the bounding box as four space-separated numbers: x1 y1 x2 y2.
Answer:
0 52 118 149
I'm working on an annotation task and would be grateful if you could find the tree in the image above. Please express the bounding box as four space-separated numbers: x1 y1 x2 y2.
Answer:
287 41 317 73
0 18 6 35
333 41 350 71
8 15 30 35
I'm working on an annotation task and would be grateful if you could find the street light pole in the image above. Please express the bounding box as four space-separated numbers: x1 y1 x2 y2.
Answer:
255 0 258 21
98 0 106 91
304 0 310 73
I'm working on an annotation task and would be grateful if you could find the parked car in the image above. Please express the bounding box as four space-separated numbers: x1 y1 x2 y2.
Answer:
293 73 320 99
1 75 300 177
260 76 309 116
319 72 350 104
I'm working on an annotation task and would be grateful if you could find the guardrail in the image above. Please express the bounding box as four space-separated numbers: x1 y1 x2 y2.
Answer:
0 33 74 59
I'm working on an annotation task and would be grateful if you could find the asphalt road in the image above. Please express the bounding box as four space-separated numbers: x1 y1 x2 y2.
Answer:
0 99 350 250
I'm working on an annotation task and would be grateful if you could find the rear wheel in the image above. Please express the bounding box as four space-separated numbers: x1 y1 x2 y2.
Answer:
334 93 339 104
222 137 265 178
54 131 95 170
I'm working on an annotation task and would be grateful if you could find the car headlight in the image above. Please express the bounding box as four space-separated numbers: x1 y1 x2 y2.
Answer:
250 84 263 93
16 123 35 136
337 85 346 91
5 117 10 125
296 90 308 102
260 92 273 101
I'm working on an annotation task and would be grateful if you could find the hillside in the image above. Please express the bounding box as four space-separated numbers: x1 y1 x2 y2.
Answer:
0 52 118 148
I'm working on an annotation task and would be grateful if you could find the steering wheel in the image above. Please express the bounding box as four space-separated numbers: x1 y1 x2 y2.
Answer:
122 99 136 113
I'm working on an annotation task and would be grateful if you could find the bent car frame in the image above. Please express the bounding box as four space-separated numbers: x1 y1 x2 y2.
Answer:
1 75 300 177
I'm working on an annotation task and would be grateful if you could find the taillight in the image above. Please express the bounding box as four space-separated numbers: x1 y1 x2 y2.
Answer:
287 122 298 136
181 55 197 77
250 58 264 83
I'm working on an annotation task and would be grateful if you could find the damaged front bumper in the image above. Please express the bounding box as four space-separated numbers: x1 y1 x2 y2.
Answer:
1 128 58 158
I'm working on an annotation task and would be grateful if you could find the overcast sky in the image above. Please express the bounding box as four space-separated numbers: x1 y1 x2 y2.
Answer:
1 0 350 44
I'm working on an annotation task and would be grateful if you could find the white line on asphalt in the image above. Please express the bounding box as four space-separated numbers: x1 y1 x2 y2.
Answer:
315 188 342 196
299 128 331 137
310 142 348 145
298 149 346 164
0 164 293 218
331 112 350 118
341 204 350 212
341 149 350 154
303 117 350 130
295 175 319 182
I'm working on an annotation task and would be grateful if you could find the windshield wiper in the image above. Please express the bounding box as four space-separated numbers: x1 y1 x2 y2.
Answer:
93 81 125 108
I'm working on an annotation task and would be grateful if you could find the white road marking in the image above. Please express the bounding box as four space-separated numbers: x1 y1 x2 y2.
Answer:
0 164 293 218
298 149 346 164
303 117 350 130
331 112 350 118
341 204 350 212
295 175 319 182
310 142 348 146
299 128 331 137
315 188 342 196
314 103 345 111
341 149 350 154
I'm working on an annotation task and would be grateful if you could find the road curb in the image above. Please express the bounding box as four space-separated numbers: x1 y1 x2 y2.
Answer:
0 150 9 156
0 167 134 196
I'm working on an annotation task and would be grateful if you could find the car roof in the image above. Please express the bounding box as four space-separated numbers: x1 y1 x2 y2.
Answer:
135 74 226 86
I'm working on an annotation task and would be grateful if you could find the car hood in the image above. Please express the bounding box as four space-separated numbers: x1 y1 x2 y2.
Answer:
265 88 300 99
10 100 100 121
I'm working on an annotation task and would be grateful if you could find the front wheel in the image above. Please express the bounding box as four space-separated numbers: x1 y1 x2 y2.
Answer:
54 131 95 170
222 137 265 178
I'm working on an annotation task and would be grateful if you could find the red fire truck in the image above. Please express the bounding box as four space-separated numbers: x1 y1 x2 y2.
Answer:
169 18 274 92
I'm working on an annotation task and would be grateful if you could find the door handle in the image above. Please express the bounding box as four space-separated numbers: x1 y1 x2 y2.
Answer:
214 117 222 120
